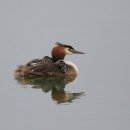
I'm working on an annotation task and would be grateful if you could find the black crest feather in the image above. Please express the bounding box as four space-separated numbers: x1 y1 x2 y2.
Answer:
56 42 74 49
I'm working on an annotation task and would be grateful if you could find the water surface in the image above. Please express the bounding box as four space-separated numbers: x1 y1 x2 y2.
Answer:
0 0 130 130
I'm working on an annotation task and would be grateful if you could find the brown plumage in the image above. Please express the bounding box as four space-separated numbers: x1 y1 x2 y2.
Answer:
15 61 77 76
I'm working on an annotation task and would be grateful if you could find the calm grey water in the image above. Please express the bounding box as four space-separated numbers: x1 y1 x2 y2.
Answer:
0 0 130 130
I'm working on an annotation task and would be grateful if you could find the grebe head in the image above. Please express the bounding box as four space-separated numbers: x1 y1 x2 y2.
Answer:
51 42 85 61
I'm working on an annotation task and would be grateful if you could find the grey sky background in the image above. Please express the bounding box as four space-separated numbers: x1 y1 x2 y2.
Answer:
0 0 130 130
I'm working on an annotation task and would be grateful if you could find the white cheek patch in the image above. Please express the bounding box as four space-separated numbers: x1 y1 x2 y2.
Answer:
65 48 73 55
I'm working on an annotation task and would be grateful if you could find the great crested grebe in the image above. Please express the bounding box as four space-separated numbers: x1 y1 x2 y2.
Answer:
15 42 85 76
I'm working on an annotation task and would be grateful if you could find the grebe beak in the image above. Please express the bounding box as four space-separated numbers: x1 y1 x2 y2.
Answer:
71 49 85 54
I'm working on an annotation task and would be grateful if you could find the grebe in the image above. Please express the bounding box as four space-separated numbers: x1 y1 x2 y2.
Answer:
15 42 85 76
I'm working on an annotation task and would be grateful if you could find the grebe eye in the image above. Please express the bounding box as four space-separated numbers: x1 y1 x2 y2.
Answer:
68 48 72 52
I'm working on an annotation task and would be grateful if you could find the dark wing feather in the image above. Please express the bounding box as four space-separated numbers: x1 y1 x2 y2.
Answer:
26 58 42 66
29 62 63 76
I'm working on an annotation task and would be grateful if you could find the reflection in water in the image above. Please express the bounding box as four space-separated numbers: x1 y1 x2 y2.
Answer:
14 75 85 104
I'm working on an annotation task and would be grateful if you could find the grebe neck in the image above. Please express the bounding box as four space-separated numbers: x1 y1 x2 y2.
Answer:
51 46 65 62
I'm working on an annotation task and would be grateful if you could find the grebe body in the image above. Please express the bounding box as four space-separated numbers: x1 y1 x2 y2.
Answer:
15 42 84 77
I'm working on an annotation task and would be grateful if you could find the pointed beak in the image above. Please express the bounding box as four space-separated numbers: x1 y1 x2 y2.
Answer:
71 49 85 54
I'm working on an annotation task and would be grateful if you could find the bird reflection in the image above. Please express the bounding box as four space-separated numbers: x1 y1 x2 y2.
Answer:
14 75 84 104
